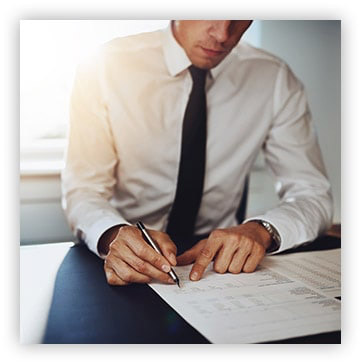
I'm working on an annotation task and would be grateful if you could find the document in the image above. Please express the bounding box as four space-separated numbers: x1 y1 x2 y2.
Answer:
149 249 341 343
261 249 341 298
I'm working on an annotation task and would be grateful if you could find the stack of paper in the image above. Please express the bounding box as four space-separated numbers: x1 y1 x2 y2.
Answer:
149 249 341 343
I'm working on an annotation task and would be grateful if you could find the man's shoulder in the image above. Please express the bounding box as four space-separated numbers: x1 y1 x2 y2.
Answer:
233 41 286 68
224 41 299 86
75 29 165 80
100 30 163 57
216 42 302 93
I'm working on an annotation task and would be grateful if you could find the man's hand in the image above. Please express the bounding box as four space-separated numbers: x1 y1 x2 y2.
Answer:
176 222 272 281
100 225 177 286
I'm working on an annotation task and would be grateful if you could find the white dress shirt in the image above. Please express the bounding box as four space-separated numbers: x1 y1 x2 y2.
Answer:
62 24 333 257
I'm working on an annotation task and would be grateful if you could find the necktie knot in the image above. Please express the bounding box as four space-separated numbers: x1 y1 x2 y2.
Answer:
189 65 207 86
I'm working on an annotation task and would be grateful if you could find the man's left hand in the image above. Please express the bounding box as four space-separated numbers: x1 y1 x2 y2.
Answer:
176 222 273 281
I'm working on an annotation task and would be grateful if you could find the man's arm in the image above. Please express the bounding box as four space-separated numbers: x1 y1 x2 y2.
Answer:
63 56 179 286
62 54 131 257
177 62 333 280
243 62 333 253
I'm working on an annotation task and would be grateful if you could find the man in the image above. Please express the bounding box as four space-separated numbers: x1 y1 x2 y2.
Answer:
62 20 333 286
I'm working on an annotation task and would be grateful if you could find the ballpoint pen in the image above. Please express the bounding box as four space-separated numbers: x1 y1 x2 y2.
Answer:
136 221 181 288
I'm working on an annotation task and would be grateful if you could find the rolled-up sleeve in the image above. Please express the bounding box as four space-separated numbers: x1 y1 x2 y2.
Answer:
245 63 333 254
61 56 130 257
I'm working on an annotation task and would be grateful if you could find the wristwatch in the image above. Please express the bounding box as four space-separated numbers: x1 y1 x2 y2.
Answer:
252 219 281 253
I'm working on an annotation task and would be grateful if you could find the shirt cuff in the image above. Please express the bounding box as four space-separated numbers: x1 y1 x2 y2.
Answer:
83 215 132 258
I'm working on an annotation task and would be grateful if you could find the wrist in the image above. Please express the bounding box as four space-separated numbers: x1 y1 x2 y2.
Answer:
98 224 126 256
245 221 272 250
247 220 281 252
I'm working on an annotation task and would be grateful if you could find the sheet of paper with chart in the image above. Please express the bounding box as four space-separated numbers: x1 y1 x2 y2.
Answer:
149 249 341 343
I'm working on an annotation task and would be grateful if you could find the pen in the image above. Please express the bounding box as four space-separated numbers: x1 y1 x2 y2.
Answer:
136 221 181 288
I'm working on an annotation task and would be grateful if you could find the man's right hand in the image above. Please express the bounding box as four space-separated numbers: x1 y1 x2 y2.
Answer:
99 225 177 286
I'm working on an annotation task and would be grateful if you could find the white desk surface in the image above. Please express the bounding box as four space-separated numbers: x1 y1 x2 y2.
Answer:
20 242 74 344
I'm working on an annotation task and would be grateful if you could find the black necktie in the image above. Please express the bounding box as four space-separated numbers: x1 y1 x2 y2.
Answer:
166 65 207 241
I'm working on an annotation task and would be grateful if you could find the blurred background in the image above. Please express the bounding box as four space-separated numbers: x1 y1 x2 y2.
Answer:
20 20 341 245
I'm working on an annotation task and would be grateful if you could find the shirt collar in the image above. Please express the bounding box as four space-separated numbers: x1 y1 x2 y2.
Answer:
162 23 191 77
210 53 231 79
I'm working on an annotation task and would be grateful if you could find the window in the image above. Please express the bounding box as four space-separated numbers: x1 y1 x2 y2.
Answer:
20 20 171 146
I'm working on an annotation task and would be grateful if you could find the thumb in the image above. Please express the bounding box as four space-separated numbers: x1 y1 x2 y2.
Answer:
177 239 207 266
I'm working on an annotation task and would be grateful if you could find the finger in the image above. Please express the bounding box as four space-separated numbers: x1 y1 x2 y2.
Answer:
107 257 154 284
126 237 173 273
213 244 237 274
115 225 173 271
190 240 222 281
104 265 129 286
228 245 253 274
242 244 266 273
150 231 178 266
119 244 176 284
177 239 207 266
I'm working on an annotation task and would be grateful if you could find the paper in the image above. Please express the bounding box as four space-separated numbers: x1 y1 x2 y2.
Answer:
261 249 341 298
149 249 341 343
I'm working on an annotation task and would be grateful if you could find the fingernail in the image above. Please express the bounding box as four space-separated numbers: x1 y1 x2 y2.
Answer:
168 278 175 284
162 264 170 273
190 271 198 281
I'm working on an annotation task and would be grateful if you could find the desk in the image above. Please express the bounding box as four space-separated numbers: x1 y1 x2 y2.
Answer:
20 242 74 344
20 235 340 344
